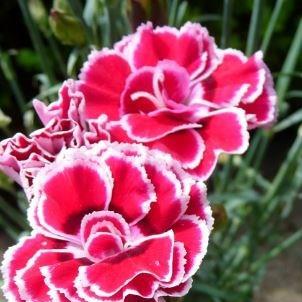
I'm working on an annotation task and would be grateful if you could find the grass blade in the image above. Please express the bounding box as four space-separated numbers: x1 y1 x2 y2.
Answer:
0 52 27 114
276 18 302 113
0 196 29 230
168 0 179 26
175 1 188 27
274 108 302 132
251 229 302 271
67 0 94 44
287 90 302 99
261 126 302 222
18 0 56 84
220 0 233 48
192 283 244 300
246 0 264 56
261 0 285 56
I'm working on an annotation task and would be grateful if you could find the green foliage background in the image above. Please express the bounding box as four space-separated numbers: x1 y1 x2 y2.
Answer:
0 1 302 302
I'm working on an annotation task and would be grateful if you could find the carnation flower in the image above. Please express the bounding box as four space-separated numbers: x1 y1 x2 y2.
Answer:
2 142 213 302
34 22 277 180
0 81 110 194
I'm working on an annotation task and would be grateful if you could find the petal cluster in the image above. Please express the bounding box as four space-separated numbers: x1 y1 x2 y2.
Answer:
2 143 213 302
72 22 276 180
0 80 109 194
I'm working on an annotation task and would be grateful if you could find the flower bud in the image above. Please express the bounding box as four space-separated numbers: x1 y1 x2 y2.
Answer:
49 0 86 46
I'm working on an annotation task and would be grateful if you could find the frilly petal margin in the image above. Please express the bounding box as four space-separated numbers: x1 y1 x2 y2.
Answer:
1 232 66 302
189 108 249 180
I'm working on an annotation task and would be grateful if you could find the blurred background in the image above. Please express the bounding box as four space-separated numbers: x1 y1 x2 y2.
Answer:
0 1 301 302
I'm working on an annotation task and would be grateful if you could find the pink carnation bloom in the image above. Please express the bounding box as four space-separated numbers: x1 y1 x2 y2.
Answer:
2 143 213 302
0 81 109 194
34 22 277 180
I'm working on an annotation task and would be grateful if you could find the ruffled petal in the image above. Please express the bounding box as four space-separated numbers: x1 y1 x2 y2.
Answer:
156 278 192 299
202 49 266 106
139 162 187 233
122 113 199 142
80 211 130 243
105 153 156 224
76 231 174 297
0 133 52 185
30 150 113 241
185 182 213 230
30 118 83 154
172 215 209 279
33 79 86 126
240 71 277 128
121 67 158 115
107 121 134 143
41 258 89 302
159 242 187 288
189 108 249 180
15 250 75 302
1 233 64 302
84 232 123 262
128 22 219 79
78 50 131 120
147 129 204 169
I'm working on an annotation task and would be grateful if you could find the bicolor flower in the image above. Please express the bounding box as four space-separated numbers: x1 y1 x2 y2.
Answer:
2 143 213 302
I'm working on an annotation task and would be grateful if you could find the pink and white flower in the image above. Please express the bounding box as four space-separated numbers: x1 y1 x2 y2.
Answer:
0 81 110 193
34 22 276 180
2 142 213 302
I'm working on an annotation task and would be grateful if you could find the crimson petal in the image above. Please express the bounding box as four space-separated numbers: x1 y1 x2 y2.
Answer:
122 113 199 142
76 231 174 297
173 216 209 279
15 250 75 302
105 154 156 224
202 49 266 106
140 162 187 233
78 50 131 120
190 108 249 180
1 233 64 302
31 150 113 241
147 129 204 169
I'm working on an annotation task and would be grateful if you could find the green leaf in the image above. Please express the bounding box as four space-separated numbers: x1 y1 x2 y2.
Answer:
0 196 29 230
192 283 244 300
28 0 49 35
261 0 285 56
246 0 264 56
274 108 302 132
221 0 233 48
276 18 302 113
0 109 11 129
168 0 179 26
16 48 41 71
0 51 27 113
18 0 56 84
0 172 13 192
251 229 302 271
175 1 188 27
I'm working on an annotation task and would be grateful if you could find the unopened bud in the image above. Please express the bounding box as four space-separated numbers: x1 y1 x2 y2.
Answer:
49 9 86 46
